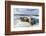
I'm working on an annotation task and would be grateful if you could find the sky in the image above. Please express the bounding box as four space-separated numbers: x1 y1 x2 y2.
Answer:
14 8 39 15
